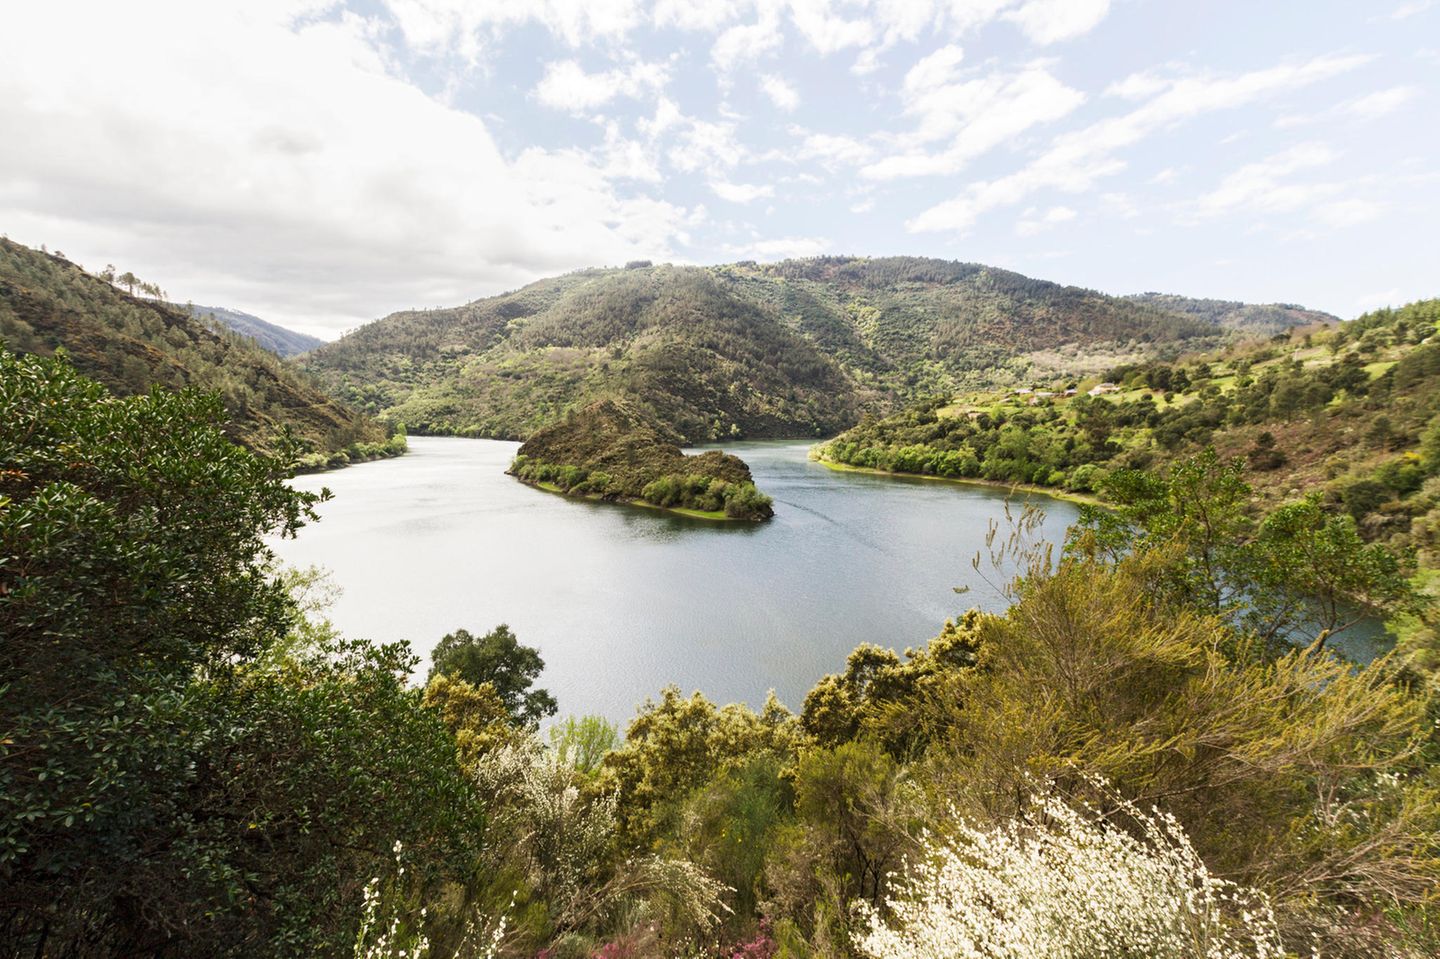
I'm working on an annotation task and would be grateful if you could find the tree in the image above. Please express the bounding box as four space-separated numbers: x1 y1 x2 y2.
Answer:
428 624 558 727
117 269 138 294
0 349 484 956
549 715 621 775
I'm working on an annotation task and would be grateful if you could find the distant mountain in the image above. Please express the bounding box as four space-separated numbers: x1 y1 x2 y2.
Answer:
190 303 324 357
1126 293 1339 336
0 238 398 467
303 256 1227 443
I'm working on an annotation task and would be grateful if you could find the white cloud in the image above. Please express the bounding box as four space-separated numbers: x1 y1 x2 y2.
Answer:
1355 287 1403 310
1314 198 1384 227
1339 85 1419 119
909 53 1370 232
711 13 783 71
1015 204 1076 235
381 0 643 57
0 1 691 334
1391 1 1435 19
787 0 874 54
1100 192 1139 218
903 43 966 94
1189 144 1382 231
651 0 748 32
760 74 800 111
1192 143 1339 218
1003 0 1110 44
534 58 669 112
710 179 775 203
1105 69 1171 100
793 130 876 166
668 116 746 174
725 235 831 259
864 62 1085 179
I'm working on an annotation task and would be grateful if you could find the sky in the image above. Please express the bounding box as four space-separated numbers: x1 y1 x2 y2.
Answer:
1 1 1436 338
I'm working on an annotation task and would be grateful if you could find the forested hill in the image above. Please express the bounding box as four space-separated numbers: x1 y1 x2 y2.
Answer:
819 298 1440 577
302 256 1243 444
190 303 324 357
0 237 398 468
1127 292 1339 336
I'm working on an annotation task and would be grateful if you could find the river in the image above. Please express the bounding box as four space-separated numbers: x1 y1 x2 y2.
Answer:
270 436 1387 724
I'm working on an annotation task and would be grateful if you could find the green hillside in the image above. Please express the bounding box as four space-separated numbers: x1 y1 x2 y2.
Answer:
303 256 1239 443
0 238 400 469
1126 292 1338 335
190 303 325 357
818 298 1440 572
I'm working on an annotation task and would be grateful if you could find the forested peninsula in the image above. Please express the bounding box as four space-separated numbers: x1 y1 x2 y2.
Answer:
509 399 774 520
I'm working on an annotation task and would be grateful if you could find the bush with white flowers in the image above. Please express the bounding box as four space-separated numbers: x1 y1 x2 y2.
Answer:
855 788 1290 959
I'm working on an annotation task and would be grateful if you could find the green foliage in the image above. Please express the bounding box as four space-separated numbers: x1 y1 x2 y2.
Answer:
765 740 922 949
1080 449 1418 646
601 687 800 846
1126 292 1336 335
0 348 481 956
824 299 1440 580
926 545 1438 954
428 624 558 728
549 715 621 776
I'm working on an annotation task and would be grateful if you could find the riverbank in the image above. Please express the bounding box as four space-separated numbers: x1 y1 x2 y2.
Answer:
518 476 750 522
810 451 1102 508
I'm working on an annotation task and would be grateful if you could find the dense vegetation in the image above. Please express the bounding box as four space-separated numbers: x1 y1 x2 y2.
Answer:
0 238 400 469
509 399 774 520
819 300 1440 577
301 257 1264 443
1126 292 1337 336
190 303 324 357
0 349 478 955
8 346 1440 958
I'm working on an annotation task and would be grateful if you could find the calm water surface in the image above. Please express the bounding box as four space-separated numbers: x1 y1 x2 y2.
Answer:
270 437 1385 724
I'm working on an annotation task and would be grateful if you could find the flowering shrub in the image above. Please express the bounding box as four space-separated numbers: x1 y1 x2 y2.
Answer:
855 789 1289 959
353 842 507 959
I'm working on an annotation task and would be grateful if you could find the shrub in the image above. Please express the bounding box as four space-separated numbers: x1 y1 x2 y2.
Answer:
855 787 1286 959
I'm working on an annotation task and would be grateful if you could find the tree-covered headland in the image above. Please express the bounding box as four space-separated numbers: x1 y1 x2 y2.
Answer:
509 399 774 520
4 346 1439 958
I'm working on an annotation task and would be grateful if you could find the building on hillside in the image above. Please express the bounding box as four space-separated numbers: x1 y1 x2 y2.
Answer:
1088 382 1120 396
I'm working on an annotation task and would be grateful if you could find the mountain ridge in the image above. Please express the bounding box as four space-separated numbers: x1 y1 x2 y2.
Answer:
190 303 324 357
304 255 1314 444
0 237 398 468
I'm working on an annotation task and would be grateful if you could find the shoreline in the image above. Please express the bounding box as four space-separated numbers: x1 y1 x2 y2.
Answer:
513 475 759 523
809 452 1101 507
